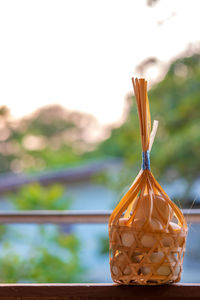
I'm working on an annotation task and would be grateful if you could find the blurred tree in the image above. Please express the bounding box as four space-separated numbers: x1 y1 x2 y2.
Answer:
96 54 200 186
0 105 98 173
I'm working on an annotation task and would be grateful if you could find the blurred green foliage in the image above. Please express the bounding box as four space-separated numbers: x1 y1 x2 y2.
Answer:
95 54 200 197
0 232 83 283
0 105 97 173
98 234 109 255
10 183 70 210
0 184 85 283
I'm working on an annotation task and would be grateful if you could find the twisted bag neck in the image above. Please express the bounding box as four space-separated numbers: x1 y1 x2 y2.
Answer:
142 150 150 170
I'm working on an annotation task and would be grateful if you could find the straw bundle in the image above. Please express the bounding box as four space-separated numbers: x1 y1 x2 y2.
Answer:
109 78 187 285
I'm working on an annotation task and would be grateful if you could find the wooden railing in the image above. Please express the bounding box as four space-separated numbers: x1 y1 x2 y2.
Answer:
0 209 199 224
0 283 200 299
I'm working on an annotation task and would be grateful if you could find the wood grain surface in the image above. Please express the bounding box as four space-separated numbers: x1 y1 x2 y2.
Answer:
0 284 199 299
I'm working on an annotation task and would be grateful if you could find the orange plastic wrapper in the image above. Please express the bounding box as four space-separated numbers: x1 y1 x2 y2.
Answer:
109 78 187 285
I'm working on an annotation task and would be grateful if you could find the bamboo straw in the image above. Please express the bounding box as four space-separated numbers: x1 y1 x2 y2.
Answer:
109 78 187 285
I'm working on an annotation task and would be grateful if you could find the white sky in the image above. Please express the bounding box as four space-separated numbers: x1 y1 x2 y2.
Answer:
0 0 199 125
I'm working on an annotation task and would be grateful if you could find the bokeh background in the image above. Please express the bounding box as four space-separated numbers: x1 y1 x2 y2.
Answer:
0 0 199 283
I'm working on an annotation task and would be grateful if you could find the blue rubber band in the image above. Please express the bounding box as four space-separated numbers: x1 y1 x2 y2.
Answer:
142 150 150 170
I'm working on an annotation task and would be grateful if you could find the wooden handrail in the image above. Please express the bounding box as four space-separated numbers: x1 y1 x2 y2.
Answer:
0 209 199 224
0 283 199 299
